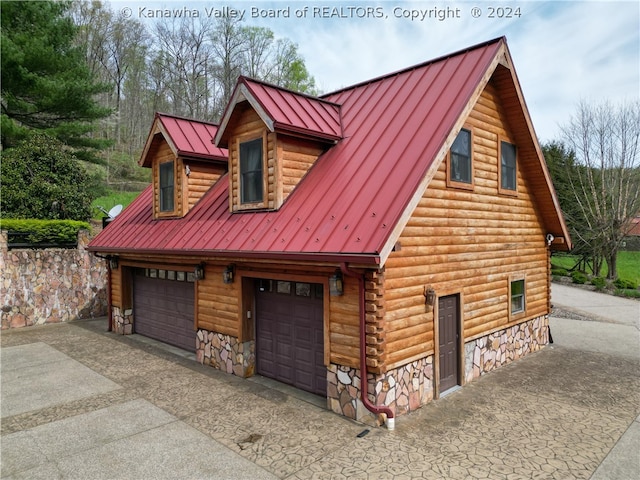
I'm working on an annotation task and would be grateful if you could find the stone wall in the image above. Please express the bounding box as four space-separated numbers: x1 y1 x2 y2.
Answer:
196 329 255 378
1 230 107 329
464 314 549 382
328 355 434 420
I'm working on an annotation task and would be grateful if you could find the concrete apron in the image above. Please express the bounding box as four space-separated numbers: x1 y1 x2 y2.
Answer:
0 341 277 480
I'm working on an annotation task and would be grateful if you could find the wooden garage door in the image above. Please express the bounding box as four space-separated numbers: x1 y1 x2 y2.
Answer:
133 270 196 352
256 281 325 396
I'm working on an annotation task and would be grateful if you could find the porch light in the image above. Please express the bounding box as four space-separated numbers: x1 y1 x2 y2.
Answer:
425 287 436 306
329 270 344 296
109 256 119 270
194 263 206 280
222 264 235 284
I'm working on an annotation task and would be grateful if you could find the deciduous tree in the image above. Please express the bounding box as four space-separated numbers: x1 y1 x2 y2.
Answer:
554 100 640 279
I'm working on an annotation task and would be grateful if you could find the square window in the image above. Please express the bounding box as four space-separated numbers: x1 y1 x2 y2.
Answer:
500 141 517 191
276 281 291 294
240 138 263 204
450 128 472 184
159 161 175 212
510 279 525 315
295 283 311 297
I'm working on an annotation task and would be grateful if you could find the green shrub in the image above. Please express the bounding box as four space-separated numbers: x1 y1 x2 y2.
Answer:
0 133 94 220
613 278 638 290
618 289 640 299
551 267 569 277
571 271 588 285
591 277 607 289
0 219 90 245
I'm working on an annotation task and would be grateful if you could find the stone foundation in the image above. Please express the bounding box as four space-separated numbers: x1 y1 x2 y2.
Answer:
112 306 133 335
196 329 254 378
328 356 434 420
465 315 549 382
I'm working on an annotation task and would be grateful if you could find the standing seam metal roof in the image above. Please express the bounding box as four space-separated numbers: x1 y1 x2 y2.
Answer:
90 39 510 263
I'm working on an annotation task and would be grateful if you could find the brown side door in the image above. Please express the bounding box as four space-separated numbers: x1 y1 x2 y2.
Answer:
438 294 460 393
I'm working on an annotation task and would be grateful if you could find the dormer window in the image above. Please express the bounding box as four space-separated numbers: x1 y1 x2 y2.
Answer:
159 161 175 212
240 138 264 204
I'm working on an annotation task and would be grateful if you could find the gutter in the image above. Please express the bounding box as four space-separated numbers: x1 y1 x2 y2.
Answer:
340 263 395 430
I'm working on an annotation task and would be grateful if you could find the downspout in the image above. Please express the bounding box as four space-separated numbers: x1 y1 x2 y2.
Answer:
95 254 113 332
340 263 395 430
106 261 112 332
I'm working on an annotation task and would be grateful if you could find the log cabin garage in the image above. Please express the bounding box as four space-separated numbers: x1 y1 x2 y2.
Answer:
89 37 572 427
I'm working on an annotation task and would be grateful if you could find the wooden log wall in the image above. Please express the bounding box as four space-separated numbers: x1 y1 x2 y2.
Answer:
383 80 549 370
110 265 122 308
278 135 325 202
183 161 226 211
196 264 240 338
328 279 360 368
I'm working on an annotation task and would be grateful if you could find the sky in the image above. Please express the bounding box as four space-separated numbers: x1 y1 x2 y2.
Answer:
114 0 639 142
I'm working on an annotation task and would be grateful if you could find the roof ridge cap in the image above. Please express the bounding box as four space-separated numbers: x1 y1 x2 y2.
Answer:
239 76 342 108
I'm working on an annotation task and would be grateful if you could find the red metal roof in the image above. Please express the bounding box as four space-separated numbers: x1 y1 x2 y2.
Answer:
90 38 510 264
140 113 227 166
215 77 342 147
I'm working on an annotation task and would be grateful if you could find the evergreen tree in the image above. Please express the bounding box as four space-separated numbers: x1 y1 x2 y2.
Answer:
1 0 111 160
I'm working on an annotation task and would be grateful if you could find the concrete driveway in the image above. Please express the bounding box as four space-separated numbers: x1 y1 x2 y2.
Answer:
1 283 638 479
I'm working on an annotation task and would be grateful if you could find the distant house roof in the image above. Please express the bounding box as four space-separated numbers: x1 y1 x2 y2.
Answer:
139 113 227 167
215 77 343 147
626 216 640 236
89 37 571 263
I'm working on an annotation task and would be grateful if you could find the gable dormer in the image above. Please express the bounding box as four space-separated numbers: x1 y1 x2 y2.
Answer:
214 77 343 212
140 113 228 219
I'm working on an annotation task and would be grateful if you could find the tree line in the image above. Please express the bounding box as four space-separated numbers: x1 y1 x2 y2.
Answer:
70 0 315 153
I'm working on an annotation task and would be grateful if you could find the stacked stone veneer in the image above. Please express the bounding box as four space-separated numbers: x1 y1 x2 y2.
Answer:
328 356 434 420
196 329 255 378
465 314 549 382
327 315 548 420
112 305 133 334
1 230 107 329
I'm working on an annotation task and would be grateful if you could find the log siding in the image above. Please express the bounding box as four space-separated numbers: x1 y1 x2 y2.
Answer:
383 80 549 370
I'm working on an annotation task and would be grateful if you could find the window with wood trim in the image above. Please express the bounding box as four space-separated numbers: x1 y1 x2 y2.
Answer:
447 127 474 189
499 140 517 193
239 138 264 204
509 277 526 317
159 161 175 212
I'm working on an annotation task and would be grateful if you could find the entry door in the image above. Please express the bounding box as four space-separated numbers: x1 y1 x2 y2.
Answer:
438 294 460 392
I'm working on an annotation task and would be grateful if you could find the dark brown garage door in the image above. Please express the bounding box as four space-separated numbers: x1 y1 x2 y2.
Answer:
256 280 326 396
133 270 196 352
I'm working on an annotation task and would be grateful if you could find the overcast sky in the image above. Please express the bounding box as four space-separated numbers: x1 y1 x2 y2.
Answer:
119 0 639 142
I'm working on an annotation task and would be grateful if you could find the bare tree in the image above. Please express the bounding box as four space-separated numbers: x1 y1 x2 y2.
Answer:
560 100 640 279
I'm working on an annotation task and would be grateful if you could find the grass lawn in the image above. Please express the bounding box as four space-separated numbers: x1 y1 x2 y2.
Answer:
551 251 640 285
91 191 142 220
